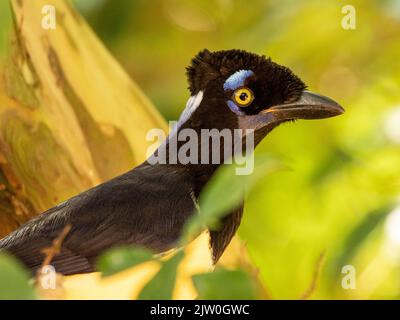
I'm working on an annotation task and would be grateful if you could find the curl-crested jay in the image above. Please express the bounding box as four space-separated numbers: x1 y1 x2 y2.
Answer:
0 49 344 275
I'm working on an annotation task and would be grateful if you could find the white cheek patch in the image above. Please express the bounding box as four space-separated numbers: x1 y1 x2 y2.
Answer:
171 90 204 134
149 90 204 163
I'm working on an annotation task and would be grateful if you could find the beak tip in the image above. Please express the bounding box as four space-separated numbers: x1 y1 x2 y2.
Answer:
332 103 345 116
301 91 345 119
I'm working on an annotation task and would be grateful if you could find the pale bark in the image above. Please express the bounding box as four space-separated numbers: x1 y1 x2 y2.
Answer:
0 0 167 236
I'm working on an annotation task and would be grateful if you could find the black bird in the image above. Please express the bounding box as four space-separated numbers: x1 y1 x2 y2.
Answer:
0 49 344 275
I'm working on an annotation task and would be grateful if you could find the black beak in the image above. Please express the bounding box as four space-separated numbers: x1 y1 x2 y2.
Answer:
238 91 344 133
263 91 344 121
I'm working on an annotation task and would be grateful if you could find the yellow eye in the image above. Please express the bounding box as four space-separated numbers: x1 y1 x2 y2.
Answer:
233 87 254 107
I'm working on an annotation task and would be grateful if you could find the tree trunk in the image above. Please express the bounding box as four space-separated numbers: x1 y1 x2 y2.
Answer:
0 0 167 237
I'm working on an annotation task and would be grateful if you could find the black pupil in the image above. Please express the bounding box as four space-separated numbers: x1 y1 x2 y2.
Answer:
239 92 248 101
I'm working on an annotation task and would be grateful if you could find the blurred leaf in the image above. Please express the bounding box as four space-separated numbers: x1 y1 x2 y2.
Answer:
192 267 258 300
310 147 353 184
0 253 36 300
182 154 282 242
75 0 137 44
331 204 396 274
97 247 154 277
138 251 184 300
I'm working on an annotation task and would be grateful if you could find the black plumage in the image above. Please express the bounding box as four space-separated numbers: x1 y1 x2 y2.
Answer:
0 49 344 275
0 164 195 274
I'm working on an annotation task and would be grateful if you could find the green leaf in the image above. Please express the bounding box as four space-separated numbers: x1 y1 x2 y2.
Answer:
331 204 395 275
97 246 154 277
138 251 184 300
182 153 282 242
0 253 36 300
192 268 258 300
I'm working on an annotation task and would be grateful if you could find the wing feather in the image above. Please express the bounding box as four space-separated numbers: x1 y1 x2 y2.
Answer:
0 164 195 275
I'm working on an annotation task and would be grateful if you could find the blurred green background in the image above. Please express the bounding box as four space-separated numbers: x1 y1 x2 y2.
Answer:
1 0 400 299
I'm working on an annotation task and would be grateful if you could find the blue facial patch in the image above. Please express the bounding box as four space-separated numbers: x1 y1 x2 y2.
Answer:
227 100 246 115
223 69 254 91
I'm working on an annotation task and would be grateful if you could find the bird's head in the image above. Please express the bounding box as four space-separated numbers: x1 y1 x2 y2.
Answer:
182 49 344 144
